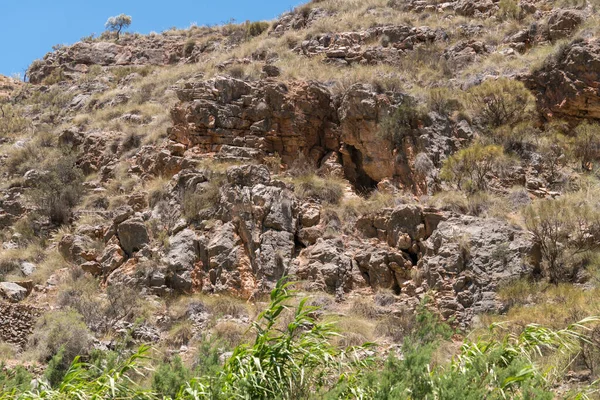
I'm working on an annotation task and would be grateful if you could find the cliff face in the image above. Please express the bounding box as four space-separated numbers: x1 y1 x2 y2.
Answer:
2 0 600 380
169 76 469 194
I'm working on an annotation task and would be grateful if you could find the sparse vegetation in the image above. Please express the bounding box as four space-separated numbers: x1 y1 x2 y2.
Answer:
246 21 270 38
573 122 600 171
440 142 509 192
182 176 224 221
293 174 345 205
27 310 92 379
2 281 600 398
467 78 535 129
28 152 84 225
524 191 600 284
105 14 132 39
379 97 428 148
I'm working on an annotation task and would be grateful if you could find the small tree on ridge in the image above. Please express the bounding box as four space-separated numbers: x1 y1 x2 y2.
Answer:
105 14 132 40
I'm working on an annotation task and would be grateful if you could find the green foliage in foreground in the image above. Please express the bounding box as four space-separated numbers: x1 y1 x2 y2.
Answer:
1 280 600 399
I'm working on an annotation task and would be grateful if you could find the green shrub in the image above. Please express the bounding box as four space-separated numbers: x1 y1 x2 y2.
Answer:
379 96 428 148
440 142 509 191
41 68 66 86
152 356 191 399
187 279 373 399
58 278 142 333
245 21 270 38
0 364 32 393
111 65 154 81
44 346 69 388
28 310 92 366
427 87 463 116
294 174 344 205
193 339 224 376
5 143 39 176
538 130 569 181
524 191 600 284
498 0 522 20
492 121 538 153
28 152 84 225
2 284 600 399
25 86 74 114
0 103 29 136
183 39 196 57
573 121 600 171
167 321 194 347
467 78 535 128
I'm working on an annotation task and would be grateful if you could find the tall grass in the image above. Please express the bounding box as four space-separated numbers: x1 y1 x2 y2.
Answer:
2 281 599 399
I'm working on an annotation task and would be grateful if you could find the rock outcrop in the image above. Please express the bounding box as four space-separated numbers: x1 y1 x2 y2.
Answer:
169 77 340 166
525 39 600 120
420 215 538 325
26 28 245 84
117 218 150 256
0 75 21 99
170 77 468 194
546 9 583 41
0 188 27 230
270 7 333 37
296 25 447 66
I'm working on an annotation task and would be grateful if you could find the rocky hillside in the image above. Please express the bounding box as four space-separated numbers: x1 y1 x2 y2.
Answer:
2 0 600 397
0 75 20 100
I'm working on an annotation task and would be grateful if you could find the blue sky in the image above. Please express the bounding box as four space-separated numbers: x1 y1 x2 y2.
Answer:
0 0 306 77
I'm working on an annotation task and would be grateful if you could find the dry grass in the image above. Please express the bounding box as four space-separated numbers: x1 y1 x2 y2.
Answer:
293 174 346 205
29 249 66 285
212 320 250 348
329 315 376 347
166 320 195 347
0 243 45 281
484 281 600 331
0 341 17 360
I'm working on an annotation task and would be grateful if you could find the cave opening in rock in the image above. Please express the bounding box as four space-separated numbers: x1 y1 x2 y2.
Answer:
406 251 419 266
342 145 378 194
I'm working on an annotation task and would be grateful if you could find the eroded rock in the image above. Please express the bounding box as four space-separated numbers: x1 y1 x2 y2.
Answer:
420 215 538 325
525 39 600 120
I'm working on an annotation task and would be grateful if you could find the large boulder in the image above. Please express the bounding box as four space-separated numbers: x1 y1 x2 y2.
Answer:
0 282 28 303
163 229 202 292
204 222 256 297
338 84 399 185
291 238 366 296
547 9 583 41
420 215 539 325
26 32 201 83
100 237 126 274
117 218 150 256
58 234 98 263
356 205 445 248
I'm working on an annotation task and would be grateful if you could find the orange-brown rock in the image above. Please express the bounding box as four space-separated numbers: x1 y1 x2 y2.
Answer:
169 77 466 194
525 38 600 120
169 77 340 166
